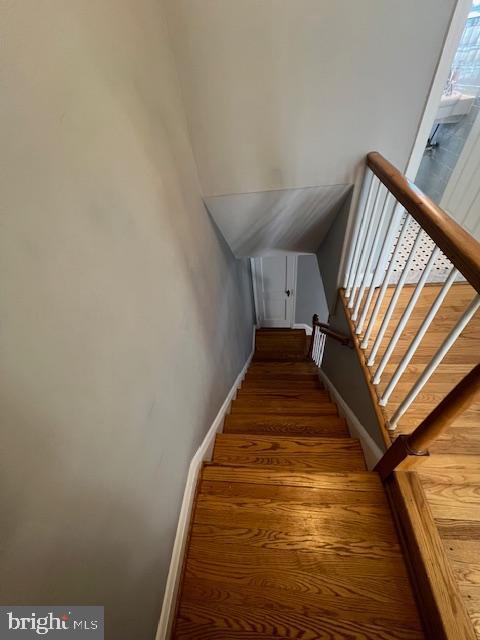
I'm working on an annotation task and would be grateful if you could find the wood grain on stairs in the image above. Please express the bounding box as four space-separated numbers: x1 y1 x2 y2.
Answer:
212 434 365 471
223 412 349 437
238 389 329 400
172 329 425 639
231 397 339 415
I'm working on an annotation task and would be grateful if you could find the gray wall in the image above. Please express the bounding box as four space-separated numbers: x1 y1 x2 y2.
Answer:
165 0 456 196
0 2 254 638
316 191 353 315
316 198 385 450
295 255 329 325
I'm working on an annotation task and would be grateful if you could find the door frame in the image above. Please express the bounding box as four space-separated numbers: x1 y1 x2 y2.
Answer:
250 255 297 328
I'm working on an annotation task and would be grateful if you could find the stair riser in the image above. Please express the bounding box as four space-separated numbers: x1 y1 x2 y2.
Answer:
244 376 319 384
237 390 330 400
242 378 321 386
224 414 346 429
224 424 349 437
231 405 338 416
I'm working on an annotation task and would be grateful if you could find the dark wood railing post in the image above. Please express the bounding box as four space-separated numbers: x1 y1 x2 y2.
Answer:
307 314 319 360
375 364 480 481
311 315 353 348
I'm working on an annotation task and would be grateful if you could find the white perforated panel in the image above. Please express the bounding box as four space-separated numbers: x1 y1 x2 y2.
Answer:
388 215 464 284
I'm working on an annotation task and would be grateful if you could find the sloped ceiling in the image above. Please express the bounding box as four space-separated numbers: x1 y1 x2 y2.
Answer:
204 184 351 257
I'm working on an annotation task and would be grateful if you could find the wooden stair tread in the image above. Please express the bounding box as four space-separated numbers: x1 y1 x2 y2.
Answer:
172 329 426 639
230 397 338 415
176 598 424 639
199 478 383 505
174 468 423 638
180 573 417 612
212 434 365 471
202 465 379 489
223 412 349 437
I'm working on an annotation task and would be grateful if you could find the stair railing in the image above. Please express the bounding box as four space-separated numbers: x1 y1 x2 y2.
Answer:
375 363 480 479
343 151 480 441
309 314 353 366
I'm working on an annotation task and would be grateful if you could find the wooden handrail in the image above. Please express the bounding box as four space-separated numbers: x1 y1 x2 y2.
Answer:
375 364 480 480
367 152 480 294
311 314 352 348
408 363 480 451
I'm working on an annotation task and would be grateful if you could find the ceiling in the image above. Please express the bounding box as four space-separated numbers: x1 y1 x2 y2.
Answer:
205 184 351 257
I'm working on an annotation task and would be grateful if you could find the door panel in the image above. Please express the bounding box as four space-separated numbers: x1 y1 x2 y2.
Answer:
253 255 296 327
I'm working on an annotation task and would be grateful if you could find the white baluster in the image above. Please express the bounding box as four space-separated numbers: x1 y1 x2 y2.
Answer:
367 227 425 367
345 175 378 298
389 294 480 430
380 267 458 406
372 246 440 384
313 328 319 363
356 202 405 335
361 213 411 349
318 333 326 366
352 193 393 322
348 183 383 310
343 170 375 290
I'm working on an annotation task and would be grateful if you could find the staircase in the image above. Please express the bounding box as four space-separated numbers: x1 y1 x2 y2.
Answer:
172 329 425 638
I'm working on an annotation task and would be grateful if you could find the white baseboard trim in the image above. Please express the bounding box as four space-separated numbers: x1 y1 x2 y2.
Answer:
293 323 312 336
155 328 256 640
317 369 384 470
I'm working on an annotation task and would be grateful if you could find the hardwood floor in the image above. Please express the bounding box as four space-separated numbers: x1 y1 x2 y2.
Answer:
172 330 425 639
352 282 480 638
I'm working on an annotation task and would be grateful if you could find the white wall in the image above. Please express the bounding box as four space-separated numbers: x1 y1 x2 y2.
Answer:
165 0 456 196
0 2 254 638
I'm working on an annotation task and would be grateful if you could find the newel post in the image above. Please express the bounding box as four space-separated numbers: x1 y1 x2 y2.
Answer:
375 364 480 481
308 314 319 360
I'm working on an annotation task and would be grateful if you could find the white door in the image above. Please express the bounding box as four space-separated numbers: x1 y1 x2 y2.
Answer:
252 255 296 327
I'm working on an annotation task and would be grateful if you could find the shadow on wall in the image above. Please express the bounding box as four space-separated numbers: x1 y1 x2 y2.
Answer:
315 190 386 450
295 254 329 326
